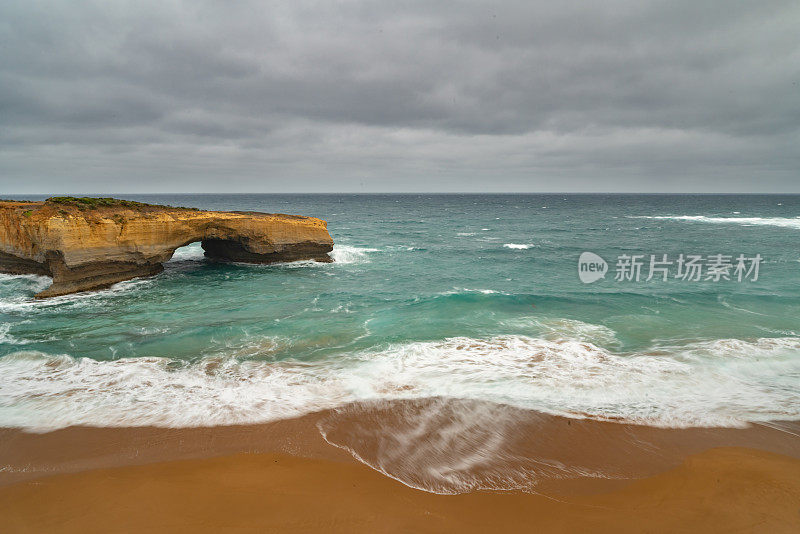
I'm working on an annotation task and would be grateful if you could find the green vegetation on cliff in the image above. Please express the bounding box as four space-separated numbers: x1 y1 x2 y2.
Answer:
45 197 199 211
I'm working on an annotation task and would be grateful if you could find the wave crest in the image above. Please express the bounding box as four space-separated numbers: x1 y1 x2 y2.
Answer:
329 245 379 264
1 334 798 431
628 215 800 229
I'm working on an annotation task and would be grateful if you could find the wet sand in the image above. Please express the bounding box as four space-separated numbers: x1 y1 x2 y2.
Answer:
1 400 799 532
1 447 799 533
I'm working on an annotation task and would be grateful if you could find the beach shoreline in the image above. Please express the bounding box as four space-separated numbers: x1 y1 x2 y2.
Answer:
1 401 799 532
1 445 799 533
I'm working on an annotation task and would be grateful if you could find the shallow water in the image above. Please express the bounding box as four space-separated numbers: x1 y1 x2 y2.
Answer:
1 194 799 432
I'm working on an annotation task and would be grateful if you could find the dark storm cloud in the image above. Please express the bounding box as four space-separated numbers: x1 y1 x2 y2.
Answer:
0 0 798 192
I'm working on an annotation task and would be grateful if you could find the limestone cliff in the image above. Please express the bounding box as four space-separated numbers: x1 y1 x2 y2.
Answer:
0 198 334 297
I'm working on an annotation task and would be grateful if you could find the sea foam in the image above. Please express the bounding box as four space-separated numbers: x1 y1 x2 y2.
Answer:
1 334 798 432
328 245 379 264
167 242 206 262
628 215 800 229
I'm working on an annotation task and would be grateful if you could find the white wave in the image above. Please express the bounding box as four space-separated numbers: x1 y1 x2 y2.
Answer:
0 324 22 345
503 317 620 347
0 350 347 431
167 242 206 262
444 287 508 295
329 245 379 264
0 277 154 314
0 273 51 293
138 326 171 335
351 336 800 428
1 335 798 432
317 398 618 494
628 215 800 229
503 243 535 250
268 259 328 269
0 321 57 345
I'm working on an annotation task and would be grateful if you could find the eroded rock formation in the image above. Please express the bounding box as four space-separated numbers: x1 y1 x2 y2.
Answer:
0 198 334 297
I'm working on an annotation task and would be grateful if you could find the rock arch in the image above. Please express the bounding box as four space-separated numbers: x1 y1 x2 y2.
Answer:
0 199 334 297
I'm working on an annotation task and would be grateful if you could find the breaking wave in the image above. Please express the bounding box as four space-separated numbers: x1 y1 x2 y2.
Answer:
1 334 798 432
168 242 206 262
328 245 380 264
628 215 800 230
0 273 50 294
0 277 154 314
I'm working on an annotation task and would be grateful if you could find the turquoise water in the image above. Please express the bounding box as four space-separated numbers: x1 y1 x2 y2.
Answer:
1 194 799 430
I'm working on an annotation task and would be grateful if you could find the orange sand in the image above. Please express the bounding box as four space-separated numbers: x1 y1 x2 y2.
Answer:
2 404 799 533
1 447 799 533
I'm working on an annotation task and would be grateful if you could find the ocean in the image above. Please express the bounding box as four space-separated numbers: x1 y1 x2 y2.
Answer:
1 194 799 470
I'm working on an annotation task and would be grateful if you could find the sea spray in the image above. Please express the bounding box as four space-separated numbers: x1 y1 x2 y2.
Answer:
1 335 798 432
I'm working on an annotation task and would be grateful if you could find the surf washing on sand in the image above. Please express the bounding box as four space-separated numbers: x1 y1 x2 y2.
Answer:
2 193 800 494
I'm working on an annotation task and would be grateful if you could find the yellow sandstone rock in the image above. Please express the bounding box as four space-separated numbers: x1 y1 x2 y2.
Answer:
0 198 334 297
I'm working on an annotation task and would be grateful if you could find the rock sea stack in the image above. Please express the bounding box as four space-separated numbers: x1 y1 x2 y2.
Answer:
0 197 334 297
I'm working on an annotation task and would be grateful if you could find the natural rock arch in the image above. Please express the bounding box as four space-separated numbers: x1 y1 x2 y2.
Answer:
0 199 334 298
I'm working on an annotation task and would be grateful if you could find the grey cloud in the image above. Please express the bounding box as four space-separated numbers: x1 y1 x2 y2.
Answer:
0 0 798 192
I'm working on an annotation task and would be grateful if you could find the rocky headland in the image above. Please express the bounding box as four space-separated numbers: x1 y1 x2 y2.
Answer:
0 197 334 297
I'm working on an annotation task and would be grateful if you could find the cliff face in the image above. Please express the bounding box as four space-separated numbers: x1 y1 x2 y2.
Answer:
0 198 334 297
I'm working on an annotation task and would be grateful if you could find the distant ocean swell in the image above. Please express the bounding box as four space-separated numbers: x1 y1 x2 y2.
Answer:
628 215 800 229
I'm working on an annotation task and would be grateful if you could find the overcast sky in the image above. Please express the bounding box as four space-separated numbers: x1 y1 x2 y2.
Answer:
1 1 798 193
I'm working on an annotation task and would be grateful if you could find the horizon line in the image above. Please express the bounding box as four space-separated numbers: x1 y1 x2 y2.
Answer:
5 192 800 196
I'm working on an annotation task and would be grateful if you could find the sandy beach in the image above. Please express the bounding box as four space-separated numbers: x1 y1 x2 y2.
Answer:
2 447 799 534
3 0 800 530
1 403 799 533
